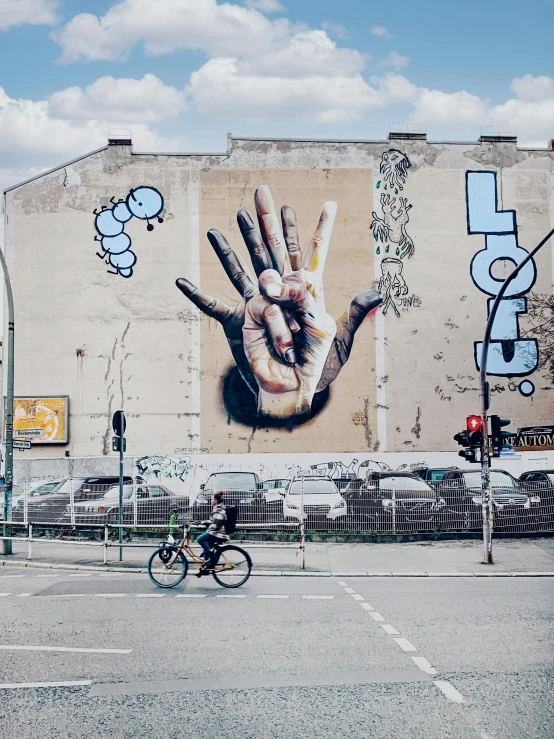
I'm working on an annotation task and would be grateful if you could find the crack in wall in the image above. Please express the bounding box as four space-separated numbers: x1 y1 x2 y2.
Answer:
411 406 422 439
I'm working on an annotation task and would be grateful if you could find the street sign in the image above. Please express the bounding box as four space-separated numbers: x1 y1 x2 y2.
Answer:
112 410 126 436
13 439 31 450
12 428 42 438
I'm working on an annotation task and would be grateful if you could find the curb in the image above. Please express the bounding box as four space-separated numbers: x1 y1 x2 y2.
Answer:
1 560 554 577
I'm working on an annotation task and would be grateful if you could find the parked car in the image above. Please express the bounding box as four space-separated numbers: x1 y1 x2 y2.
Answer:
192 471 265 523
13 476 133 523
440 469 533 529
412 467 461 487
343 472 445 530
283 476 347 525
261 479 289 519
10 480 62 515
519 470 554 524
61 484 189 525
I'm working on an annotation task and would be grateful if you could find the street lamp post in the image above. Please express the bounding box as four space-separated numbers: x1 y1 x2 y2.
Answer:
479 226 554 564
0 243 14 555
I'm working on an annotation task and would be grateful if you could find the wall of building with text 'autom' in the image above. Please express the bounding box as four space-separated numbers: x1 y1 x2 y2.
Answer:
3 135 554 460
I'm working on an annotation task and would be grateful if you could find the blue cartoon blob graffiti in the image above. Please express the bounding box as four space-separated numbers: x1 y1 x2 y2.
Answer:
465 171 538 395
94 186 164 278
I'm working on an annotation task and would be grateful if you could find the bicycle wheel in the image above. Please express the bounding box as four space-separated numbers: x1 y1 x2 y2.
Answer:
148 546 188 588
212 545 252 588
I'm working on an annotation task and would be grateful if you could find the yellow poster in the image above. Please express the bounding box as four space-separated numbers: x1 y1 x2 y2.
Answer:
13 397 69 444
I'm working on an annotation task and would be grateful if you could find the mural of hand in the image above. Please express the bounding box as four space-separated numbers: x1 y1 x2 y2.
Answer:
176 185 382 424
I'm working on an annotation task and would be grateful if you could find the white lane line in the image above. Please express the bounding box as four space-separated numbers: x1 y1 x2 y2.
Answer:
343 587 356 594
51 594 86 598
0 645 132 654
359 602 374 611
68 574 94 578
368 612 385 622
134 594 165 598
0 593 12 597
351 593 364 601
17 593 33 598
434 680 465 703
93 592 127 598
0 680 92 690
412 656 438 675
337 581 347 586
216 594 247 598
302 595 335 600
175 594 207 598
257 595 289 599
1 575 24 578
34 574 60 578
381 624 400 635
393 637 417 652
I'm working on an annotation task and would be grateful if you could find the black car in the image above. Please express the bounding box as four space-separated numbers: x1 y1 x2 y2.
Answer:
13 476 133 523
342 472 446 531
518 470 554 525
60 484 189 525
439 469 533 530
192 471 265 524
412 467 461 487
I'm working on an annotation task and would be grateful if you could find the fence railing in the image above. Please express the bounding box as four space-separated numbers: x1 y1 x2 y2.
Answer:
4 476 552 535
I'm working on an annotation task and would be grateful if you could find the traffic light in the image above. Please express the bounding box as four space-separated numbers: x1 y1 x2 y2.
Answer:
490 415 512 457
453 430 469 447
466 415 483 447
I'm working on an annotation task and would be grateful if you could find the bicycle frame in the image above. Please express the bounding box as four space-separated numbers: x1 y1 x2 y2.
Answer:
163 525 234 572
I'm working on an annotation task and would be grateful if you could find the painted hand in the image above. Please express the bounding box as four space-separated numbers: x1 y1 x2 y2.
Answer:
176 186 382 421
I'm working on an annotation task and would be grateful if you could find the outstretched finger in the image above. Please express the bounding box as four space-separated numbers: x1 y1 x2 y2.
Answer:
207 229 257 299
176 278 233 324
259 269 307 307
245 295 296 365
281 205 302 272
237 209 273 277
255 186 288 275
303 201 337 277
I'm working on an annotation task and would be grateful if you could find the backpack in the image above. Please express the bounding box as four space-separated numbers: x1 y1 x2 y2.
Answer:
224 505 238 534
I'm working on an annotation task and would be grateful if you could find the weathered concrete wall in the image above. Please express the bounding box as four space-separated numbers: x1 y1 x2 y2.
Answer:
4 136 554 461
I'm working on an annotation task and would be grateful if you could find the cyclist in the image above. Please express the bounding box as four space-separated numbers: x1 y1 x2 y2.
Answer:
196 491 227 574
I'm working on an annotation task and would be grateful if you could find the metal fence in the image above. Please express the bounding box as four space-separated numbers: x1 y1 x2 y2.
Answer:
4 473 553 535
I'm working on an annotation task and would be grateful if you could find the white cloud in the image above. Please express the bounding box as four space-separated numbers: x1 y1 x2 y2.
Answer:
48 74 186 123
0 0 60 31
371 25 393 39
52 0 291 63
509 74 554 102
410 87 488 125
244 0 285 11
376 50 410 70
322 21 348 40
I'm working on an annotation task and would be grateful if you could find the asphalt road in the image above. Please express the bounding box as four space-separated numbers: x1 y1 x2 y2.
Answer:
0 567 552 738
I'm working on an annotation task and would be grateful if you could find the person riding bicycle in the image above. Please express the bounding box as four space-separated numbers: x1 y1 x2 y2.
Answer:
196 491 227 573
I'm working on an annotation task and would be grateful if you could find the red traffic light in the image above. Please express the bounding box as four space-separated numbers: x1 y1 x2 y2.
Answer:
466 415 483 432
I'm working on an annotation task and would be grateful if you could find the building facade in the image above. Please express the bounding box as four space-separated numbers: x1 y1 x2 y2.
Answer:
3 133 554 474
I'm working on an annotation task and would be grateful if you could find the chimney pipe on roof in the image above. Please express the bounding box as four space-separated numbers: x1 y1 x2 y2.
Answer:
108 130 132 147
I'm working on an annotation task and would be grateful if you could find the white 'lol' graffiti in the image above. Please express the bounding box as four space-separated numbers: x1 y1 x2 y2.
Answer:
466 171 538 396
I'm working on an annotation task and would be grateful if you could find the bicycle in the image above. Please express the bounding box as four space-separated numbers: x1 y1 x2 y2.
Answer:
147 521 252 589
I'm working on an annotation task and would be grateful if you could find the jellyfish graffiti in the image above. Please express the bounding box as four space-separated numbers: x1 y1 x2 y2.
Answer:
93 186 164 278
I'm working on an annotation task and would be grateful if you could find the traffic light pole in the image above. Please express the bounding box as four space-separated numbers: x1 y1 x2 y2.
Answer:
0 242 14 555
479 226 554 564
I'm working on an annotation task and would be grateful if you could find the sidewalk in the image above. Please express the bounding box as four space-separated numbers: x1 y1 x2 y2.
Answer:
2 536 554 576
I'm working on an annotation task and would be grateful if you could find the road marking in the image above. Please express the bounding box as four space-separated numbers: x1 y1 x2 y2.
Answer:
68 574 94 578
337 581 347 586
1 575 24 578
95 593 127 598
175 594 207 598
34 574 60 578
368 612 385 622
302 595 335 599
216 594 247 598
17 593 33 598
433 680 465 703
0 645 132 654
135 594 165 598
359 602 374 611
412 656 438 675
51 594 86 598
0 680 92 690
351 593 364 601
0 593 12 597
257 595 289 599
393 637 417 652
381 624 400 635
344 587 356 594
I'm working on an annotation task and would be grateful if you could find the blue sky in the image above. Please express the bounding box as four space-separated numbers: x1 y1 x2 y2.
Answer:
0 0 553 193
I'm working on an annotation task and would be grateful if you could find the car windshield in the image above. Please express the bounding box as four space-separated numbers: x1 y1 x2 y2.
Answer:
463 471 516 488
428 470 450 481
378 477 435 497
50 478 87 495
31 482 59 495
288 480 338 495
547 474 554 485
102 486 134 500
205 473 257 492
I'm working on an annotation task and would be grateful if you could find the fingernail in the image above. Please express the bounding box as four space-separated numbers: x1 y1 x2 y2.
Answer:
266 283 282 298
285 348 296 364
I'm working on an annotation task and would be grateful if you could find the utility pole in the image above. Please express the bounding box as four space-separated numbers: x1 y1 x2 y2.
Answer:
112 410 126 562
0 241 14 555
479 226 554 564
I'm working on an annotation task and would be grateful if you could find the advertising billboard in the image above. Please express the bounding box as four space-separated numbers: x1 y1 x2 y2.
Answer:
13 396 69 444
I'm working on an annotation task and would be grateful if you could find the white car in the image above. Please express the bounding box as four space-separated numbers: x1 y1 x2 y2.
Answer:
283 477 347 522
